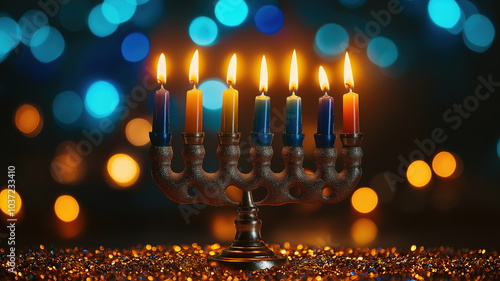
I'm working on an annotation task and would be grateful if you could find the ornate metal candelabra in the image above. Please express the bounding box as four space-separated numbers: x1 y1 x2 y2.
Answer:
149 131 363 270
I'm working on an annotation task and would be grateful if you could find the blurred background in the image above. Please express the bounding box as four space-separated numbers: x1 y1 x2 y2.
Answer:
1 0 499 250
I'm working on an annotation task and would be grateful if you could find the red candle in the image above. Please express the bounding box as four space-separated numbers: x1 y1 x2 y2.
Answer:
343 52 360 134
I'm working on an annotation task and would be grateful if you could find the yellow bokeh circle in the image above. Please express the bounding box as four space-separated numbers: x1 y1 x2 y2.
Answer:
54 195 79 222
351 218 377 245
0 189 22 215
432 151 457 178
125 118 151 146
407 160 432 188
107 154 140 187
351 187 378 214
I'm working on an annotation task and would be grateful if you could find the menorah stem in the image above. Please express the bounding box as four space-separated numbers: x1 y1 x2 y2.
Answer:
208 191 287 270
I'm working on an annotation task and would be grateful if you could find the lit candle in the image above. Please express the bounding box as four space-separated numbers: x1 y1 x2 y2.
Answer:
286 50 301 134
283 50 304 147
343 52 360 134
317 66 334 135
221 54 238 134
151 53 171 146
185 50 203 134
253 55 270 134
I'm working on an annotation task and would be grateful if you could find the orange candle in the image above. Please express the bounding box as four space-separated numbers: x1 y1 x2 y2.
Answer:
343 52 360 134
221 54 238 134
185 50 203 133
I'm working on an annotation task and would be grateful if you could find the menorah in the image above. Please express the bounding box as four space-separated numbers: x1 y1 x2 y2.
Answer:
149 130 363 270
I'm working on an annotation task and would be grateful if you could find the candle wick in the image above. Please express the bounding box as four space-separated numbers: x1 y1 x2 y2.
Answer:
345 83 352 92
160 84 165 90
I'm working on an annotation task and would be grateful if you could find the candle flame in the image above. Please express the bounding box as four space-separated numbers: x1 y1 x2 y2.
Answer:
189 50 199 86
157 53 166 85
318 66 330 93
227 53 237 86
289 50 298 93
260 55 268 94
344 52 354 91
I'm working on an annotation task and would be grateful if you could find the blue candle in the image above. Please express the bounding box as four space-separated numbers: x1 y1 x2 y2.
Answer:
252 55 273 146
282 50 304 147
285 94 302 134
317 94 334 134
152 86 169 134
253 94 270 134
317 66 333 134
150 53 171 146
314 66 336 148
253 56 270 134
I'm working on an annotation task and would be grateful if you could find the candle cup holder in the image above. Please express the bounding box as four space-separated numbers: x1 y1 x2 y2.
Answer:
149 131 363 270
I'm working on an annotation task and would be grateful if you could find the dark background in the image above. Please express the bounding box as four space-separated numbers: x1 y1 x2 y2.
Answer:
1 0 499 250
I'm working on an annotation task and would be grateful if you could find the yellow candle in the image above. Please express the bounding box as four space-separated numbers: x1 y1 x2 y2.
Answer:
343 52 360 134
221 54 238 134
185 50 203 133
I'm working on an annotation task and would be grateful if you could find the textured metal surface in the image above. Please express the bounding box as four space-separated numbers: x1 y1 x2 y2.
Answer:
207 191 287 270
149 133 363 207
150 132 363 270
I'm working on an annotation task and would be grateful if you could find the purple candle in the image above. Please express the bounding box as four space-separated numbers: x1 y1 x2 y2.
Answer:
317 66 333 135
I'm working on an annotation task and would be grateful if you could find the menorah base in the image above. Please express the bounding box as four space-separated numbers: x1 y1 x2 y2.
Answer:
208 245 287 271
208 191 287 270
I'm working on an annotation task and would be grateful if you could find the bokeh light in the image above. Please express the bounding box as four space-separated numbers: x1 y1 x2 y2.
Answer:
189 17 218 46
428 0 461 28
212 212 236 242
131 0 163 28
446 1 478 35
199 78 225 110
15 104 43 137
0 189 22 215
19 10 48 44
85 81 119 118
102 0 137 24
107 154 140 187
463 14 495 53
497 138 500 159
30 26 65 63
121 32 150 62
54 195 80 222
351 187 378 214
0 17 21 56
338 0 366 9
315 23 349 56
254 5 284 34
53 91 83 124
367 37 398 67
225 186 243 202
407 160 432 188
351 218 377 245
214 0 248 27
125 118 151 146
51 142 86 185
59 0 92 31
88 4 118 37
432 151 457 178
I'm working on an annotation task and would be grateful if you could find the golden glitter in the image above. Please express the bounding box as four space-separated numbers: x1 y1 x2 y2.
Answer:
1 244 498 280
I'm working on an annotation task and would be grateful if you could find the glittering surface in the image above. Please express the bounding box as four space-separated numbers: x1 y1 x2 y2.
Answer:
1 244 499 280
